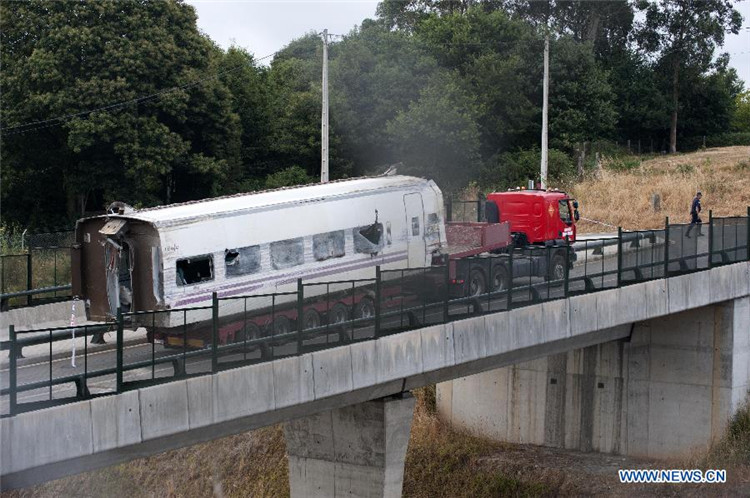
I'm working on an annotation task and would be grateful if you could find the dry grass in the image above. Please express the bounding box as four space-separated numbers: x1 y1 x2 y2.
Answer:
403 387 551 498
568 146 750 232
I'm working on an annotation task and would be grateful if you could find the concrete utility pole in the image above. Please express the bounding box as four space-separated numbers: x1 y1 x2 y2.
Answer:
540 31 549 190
320 28 330 184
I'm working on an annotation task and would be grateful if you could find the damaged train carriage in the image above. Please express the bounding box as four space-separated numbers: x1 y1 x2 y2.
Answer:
72 175 446 345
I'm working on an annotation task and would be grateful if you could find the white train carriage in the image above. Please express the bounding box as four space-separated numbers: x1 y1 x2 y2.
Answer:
72 175 446 336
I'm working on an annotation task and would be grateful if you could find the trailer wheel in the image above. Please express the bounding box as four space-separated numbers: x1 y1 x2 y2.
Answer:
272 315 291 336
468 267 486 296
490 263 510 291
329 302 350 324
353 297 375 319
549 253 566 282
235 322 261 342
302 308 321 330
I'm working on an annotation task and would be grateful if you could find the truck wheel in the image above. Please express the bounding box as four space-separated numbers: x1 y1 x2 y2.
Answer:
549 254 566 282
237 322 261 341
329 303 350 324
232 329 246 344
490 263 510 291
272 315 291 336
468 268 486 296
330 302 351 343
303 308 321 330
354 297 375 319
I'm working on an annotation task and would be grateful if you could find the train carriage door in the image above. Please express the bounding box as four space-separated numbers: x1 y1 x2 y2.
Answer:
100 219 130 318
403 193 426 267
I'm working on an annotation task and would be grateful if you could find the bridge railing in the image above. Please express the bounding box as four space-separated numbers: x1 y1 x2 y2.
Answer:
2 211 748 417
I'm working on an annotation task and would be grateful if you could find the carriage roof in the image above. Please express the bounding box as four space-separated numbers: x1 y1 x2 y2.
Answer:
89 175 432 229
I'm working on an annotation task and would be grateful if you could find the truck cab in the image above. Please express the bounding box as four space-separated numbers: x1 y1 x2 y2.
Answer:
485 190 578 246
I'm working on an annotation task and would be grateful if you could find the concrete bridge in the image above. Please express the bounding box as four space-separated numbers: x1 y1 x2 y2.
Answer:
1 260 748 495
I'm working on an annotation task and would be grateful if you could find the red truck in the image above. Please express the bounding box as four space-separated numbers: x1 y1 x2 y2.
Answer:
443 189 579 298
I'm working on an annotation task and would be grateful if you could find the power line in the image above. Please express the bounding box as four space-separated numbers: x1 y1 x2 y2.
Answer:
1 51 278 138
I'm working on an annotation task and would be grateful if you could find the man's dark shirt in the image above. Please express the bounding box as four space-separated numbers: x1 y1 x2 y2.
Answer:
691 197 701 215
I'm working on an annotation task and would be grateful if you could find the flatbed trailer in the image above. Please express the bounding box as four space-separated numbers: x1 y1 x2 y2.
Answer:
442 221 573 297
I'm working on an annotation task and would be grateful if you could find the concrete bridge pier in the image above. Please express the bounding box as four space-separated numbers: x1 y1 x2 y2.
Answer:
284 393 415 498
436 296 750 459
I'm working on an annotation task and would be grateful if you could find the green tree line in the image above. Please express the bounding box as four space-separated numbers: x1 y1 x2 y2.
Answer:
1 0 746 228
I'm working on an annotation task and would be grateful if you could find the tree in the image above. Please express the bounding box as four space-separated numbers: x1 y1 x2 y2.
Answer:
635 0 742 153
217 47 272 192
731 90 750 133
265 34 326 179
386 71 481 189
1 0 241 225
675 55 743 140
331 20 437 174
547 37 617 149
415 8 539 153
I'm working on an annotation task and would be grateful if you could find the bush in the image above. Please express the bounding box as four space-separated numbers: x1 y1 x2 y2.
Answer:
606 156 641 172
264 166 315 189
675 163 695 176
480 147 575 190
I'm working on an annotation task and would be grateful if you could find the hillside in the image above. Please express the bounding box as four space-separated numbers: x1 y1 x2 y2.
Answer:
571 146 750 233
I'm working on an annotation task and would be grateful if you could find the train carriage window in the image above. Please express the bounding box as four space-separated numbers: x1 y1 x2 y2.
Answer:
426 213 440 242
225 245 261 277
411 217 420 236
313 230 345 261
176 255 214 286
353 222 384 254
271 237 304 269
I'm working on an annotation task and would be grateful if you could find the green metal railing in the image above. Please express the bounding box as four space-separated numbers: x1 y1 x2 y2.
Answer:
2 212 748 417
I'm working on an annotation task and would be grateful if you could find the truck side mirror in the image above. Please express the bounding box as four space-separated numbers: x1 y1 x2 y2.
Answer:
574 210 580 221
573 201 579 209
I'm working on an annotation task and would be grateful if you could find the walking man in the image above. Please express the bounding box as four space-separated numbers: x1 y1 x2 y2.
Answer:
685 191 703 238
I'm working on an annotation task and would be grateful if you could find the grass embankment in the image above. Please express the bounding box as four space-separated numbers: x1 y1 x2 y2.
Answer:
569 146 750 232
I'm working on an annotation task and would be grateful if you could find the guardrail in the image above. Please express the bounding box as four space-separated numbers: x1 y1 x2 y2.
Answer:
2 210 748 417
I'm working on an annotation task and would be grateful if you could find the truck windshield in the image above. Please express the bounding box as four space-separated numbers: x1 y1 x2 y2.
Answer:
558 200 572 223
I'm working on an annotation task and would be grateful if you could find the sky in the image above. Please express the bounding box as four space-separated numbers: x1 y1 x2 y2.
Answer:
187 0 750 88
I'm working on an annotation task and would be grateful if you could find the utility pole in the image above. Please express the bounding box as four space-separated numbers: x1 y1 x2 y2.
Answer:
320 28 330 183
540 31 549 190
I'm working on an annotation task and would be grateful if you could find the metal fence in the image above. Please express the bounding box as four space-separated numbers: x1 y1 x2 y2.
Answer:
2 212 748 417
445 196 484 223
0 230 73 308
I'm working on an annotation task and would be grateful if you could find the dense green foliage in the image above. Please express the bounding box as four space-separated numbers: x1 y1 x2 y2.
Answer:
1 0 745 227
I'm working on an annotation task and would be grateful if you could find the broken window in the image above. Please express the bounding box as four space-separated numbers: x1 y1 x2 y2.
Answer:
426 213 440 243
313 231 345 261
271 238 304 270
353 222 384 255
225 245 261 277
176 255 214 286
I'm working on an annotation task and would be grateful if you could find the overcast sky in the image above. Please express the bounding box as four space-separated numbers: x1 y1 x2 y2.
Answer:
187 0 750 88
